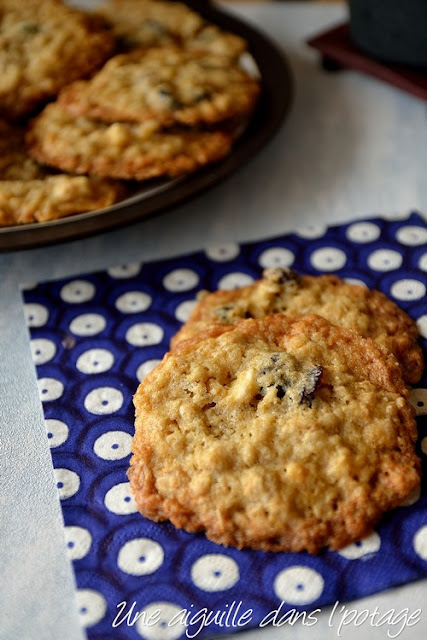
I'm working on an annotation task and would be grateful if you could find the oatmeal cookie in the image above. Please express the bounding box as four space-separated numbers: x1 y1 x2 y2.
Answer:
129 314 420 553
96 0 246 58
96 0 204 49
57 47 260 126
26 102 234 181
0 0 114 120
171 267 424 385
0 175 123 225
0 119 46 180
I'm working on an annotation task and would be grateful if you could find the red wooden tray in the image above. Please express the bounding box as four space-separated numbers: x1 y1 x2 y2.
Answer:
307 23 427 102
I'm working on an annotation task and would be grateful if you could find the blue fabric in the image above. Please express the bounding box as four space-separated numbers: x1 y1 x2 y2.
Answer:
23 212 427 639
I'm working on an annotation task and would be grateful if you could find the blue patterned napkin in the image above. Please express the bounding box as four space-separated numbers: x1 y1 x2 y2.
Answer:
22 212 426 640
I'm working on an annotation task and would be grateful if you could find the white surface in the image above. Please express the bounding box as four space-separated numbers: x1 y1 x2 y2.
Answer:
0 3 426 640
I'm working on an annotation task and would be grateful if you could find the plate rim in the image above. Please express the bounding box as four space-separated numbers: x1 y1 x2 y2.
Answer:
0 1 293 252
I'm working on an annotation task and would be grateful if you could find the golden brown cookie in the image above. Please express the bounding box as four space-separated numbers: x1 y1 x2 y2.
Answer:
26 102 234 181
129 314 420 554
0 119 46 180
96 0 204 49
57 47 260 127
96 0 246 58
0 175 123 225
171 267 424 385
185 24 247 59
0 0 114 120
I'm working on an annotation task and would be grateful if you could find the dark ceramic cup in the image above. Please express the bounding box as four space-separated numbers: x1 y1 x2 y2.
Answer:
349 0 427 67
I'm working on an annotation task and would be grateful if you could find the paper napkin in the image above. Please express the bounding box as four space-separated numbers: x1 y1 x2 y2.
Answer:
22 212 427 640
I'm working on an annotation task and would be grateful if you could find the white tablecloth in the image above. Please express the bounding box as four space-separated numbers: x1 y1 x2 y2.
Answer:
0 3 426 639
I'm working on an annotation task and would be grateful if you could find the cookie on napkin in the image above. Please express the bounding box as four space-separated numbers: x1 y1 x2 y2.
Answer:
129 314 421 554
171 267 424 385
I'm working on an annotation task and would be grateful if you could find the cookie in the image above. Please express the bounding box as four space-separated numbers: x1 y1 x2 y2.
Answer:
171 268 424 385
96 0 246 58
0 175 123 225
96 0 204 49
0 119 46 180
185 24 247 59
26 102 234 181
57 47 260 127
0 0 114 120
129 314 420 553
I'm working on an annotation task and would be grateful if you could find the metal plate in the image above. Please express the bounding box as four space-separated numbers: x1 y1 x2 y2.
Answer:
0 1 293 252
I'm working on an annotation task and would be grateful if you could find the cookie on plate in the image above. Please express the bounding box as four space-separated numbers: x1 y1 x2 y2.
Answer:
96 0 204 49
26 102 234 181
0 0 114 120
129 314 420 553
57 47 260 127
0 119 46 180
171 267 424 385
96 0 246 58
0 175 123 225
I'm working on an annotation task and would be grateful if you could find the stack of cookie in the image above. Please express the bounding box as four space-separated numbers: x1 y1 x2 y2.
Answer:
129 269 424 553
0 0 124 225
0 0 260 225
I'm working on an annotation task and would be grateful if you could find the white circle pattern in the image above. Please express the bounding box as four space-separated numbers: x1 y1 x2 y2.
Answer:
64 526 92 560
400 485 421 506
24 302 48 327
94 431 132 460
38 377 64 402
344 278 367 288
70 313 106 336
115 291 152 313
108 263 141 278
390 278 426 301
76 348 115 374
217 272 254 290
126 323 164 347
274 566 324 605
416 315 427 339
45 418 69 448
136 359 162 382
337 532 381 559
84 387 123 415
163 269 199 292
136 602 186 640
117 538 164 575
346 222 381 243
396 226 427 246
367 249 403 271
76 589 107 628
295 224 326 239
310 247 347 271
191 554 239 591
60 280 95 303
258 247 295 269
30 338 56 365
418 253 427 272
54 468 80 500
413 526 427 560
409 389 427 416
175 299 198 323
104 482 138 514
205 243 240 261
